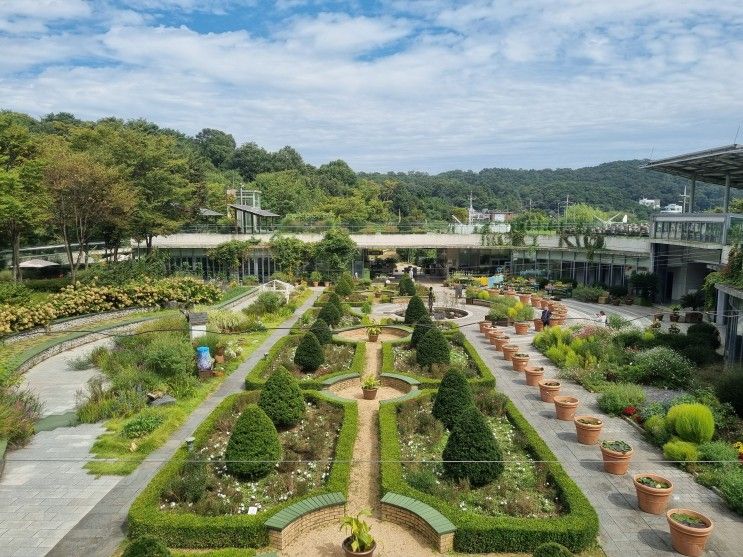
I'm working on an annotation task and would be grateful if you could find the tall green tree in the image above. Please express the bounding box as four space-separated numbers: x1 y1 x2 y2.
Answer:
195 128 236 168
270 235 311 279
314 228 357 282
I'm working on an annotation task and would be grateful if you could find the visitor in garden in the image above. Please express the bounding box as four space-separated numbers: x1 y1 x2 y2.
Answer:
428 287 435 314
596 310 607 326
541 307 552 327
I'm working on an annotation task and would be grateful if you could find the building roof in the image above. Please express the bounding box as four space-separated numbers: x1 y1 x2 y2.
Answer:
642 144 743 187
198 207 223 217
229 204 279 217
19 258 60 268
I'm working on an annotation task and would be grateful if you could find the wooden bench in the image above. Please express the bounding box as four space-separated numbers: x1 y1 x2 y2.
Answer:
264 492 346 549
380 373 420 393
380 492 456 552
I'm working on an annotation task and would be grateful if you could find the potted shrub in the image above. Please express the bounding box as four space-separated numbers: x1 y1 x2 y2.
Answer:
361 375 380 400
310 271 322 287
538 380 561 402
634 474 673 515
510 303 534 334
524 365 545 386
367 325 381 342
511 352 530 372
670 305 681 323
600 440 633 475
493 335 510 350
340 510 376 556
666 509 713 557
533 317 544 332
573 416 603 444
553 395 579 421
502 343 519 361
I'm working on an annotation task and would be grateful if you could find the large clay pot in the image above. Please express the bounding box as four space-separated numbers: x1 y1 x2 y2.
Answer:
573 416 603 444
502 344 519 361
600 443 633 475
533 318 544 332
511 353 530 372
362 387 378 400
666 509 713 557
493 335 510 350
343 537 377 557
518 294 531 305
553 395 579 420
487 329 503 342
479 321 491 333
538 380 561 402
634 474 673 515
524 366 545 386
514 321 530 335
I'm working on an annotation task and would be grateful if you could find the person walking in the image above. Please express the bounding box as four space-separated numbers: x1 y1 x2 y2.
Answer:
541 307 552 327
596 310 608 326
428 286 435 314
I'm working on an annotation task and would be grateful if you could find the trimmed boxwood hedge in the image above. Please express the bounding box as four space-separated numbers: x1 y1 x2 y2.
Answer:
379 390 598 553
127 390 357 549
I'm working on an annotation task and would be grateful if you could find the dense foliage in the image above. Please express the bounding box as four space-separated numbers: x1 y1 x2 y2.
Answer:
404 295 427 324
122 536 171 557
317 301 341 328
224 404 281 480
258 368 305 428
293 332 325 372
309 317 332 345
442 405 504 486
398 274 416 296
410 313 433 347
432 370 474 430
416 327 450 369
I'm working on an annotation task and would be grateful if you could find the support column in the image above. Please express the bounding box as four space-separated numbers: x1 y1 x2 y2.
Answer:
723 173 732 245
716 289 727 327
689 178 696 213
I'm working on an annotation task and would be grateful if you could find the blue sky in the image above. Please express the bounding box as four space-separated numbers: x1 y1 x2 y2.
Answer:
1 1 743 172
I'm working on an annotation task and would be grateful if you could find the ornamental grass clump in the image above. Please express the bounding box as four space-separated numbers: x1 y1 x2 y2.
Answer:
309 317 332 345
432 370 474 430
416 326 450 369
410 314 433 348
404 295 427 324
442 405 504 486
259 367 305 428
225 404 281 480
666 403 715 444
662 438 699 463
294 332 325 372
144 335 195 378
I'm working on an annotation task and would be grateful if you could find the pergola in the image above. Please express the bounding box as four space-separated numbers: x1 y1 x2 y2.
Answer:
642 144 743 212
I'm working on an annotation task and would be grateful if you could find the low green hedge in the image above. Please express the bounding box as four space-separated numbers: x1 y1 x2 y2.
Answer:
379 391 598 553
128 390 357 548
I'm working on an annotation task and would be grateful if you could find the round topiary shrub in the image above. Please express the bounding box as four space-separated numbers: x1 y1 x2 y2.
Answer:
309 317 332 345
410 314 433 348
416 327 450 369
225 404 281 480
404 295 427 324
123 535 171 557
398 274 416 296
294 332 325 372
532 542 573 557
433 370 474 430
644 415 671 445
442 405 503 486
716 372 743 418
666 402 715 443
687 321 721 349
259 367 305 428
662 438 699 463
317 301 341 328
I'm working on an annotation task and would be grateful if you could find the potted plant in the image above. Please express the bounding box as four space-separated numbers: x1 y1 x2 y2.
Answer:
340 510 376 556
666 509 713 557
573 416 603 444
502 343 519 361
624 295 635 305
524 365 545 386
492 334 510 351
479 320 492 333
653 311 664 322
310 271 322 287
510 303 534 334
670 305 681 323
538 380 561 402
511 352 530 372
634 474 673 515
367 325 381 342
518 293 531 305
214 341 227 364
600 440 633 475
553 395 579 421
598 291 609 304
361 375 380 400
669 323 681 334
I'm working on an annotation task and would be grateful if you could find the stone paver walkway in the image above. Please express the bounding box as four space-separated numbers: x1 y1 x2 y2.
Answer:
463 306 742 557
45 289 321 557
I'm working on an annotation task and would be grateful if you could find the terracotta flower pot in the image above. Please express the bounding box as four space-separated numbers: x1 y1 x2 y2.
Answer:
553 395 579 420
487 329 503 343
518 294 531 305
538 380 561 402
634 474 673 515
573 416 603 444
362 387 378 400
666 508 713 557
479 321 491 333
511 353 530 372
502 344 519 361
524 366 544 386
493 335 510 350
600 443 633 475
368 333 379 342
343 537 377 557
514 321 530 335
533 318 544 332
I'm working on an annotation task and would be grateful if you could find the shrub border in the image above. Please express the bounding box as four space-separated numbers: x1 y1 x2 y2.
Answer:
379 390 598 553
127 389 357 549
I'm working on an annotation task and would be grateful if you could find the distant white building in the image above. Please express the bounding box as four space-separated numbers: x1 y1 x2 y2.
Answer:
639 198 660 209
661 203 683 214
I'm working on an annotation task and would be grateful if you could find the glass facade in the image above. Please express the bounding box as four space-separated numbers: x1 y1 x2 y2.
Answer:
652 219 723 244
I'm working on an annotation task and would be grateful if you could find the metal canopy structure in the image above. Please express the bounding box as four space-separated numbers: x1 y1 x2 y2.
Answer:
19 258 60 268
642 144 743 187
229 204 279 218
198 207 223 217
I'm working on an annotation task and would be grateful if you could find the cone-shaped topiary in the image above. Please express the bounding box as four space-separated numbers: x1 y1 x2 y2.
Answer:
432 369 474 430
442 405 504 486
327 291 344 313
399 274 416 296
404 295 427 324
225 404 281 480
411 313 433 347
416 326 450 369
309 317 332 345
317 301 341 328
335 273 354 297
294 332 325 372
123 536 171 557
259 367 305 428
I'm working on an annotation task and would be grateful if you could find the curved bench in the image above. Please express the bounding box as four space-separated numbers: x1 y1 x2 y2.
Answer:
381 492 455 552
380 372 420 393
265 492 346 549
321 372 359 391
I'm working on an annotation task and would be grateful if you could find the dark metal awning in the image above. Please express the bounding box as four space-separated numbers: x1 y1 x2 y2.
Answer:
229 204 279 217
198 207 223 217
642 144 743 187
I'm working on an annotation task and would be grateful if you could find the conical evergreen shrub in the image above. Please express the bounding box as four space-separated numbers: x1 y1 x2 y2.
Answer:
442 405 503 486
259 367 305 428
404 295 427 324
335 273 354 296
327 291 344 313
398 274 416 296
309 317 332 345
432 369 474 430
416 326 450 369
294 332 325 372
411 314 433 347
225 404 281 480
317 301 341 327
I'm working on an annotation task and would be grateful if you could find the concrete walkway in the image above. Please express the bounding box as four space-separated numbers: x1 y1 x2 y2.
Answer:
47 289 321 557
462 307 742 557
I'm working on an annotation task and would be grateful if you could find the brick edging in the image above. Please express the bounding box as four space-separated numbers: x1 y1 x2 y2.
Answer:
267 503 346 550
380 501 454 552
